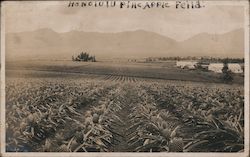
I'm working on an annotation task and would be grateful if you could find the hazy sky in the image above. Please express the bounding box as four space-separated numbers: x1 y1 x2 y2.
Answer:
4 1 245 41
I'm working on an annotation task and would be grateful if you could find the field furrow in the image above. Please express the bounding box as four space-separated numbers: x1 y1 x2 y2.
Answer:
6 77 244 152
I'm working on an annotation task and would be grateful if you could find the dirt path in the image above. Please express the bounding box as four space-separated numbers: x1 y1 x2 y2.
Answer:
108 86 138 152
110 105 132 152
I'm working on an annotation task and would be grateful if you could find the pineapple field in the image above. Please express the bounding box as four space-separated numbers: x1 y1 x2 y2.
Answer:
3 1 248 154
6 74 244 152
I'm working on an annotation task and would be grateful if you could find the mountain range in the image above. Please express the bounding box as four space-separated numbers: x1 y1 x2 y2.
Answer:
6 28 244 61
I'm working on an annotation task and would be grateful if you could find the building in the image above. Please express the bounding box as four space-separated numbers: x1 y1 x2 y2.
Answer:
176 61 198 69
228 63 243 73
208 63 224 73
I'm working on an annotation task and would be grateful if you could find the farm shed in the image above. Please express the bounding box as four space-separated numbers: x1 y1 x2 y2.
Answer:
176 61 198 69
208 63 224 73
228 63 243 73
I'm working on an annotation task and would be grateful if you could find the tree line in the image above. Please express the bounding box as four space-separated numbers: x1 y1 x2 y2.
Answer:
146 56 244 63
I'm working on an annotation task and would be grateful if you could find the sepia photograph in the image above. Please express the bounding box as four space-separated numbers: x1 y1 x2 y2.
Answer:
1 0 249 156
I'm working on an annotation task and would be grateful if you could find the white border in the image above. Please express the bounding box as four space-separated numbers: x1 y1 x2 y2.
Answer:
1 1 249 157
244 0 250 155
1 1 6 156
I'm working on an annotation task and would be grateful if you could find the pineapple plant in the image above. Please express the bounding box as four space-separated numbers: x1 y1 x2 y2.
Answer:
169 137 184 152
93 113 99 123
57 144 69 152
160 128 171 140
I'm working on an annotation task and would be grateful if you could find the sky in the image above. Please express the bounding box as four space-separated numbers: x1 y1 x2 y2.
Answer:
3 1 245 41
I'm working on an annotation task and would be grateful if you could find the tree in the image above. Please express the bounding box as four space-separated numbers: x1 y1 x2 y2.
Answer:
72 52 96 62
222 60 233 83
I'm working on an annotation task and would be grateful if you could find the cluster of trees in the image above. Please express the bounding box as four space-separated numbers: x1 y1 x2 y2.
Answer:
72 52 96 62
200 57 244 63
147 56 202 62
146 56 244 63
158 56 196 61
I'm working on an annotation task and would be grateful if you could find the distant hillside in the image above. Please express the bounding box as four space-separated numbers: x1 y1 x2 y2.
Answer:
6 28 244 61
171 29 244 58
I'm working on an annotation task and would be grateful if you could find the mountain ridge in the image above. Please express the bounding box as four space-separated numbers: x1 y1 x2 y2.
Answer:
6 28 244 60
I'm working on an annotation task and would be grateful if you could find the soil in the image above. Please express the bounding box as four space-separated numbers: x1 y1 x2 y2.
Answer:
107 86 138 152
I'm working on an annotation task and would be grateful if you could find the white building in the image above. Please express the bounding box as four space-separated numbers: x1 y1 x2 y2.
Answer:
176 61 198 69
228 63 243 73
208 63 224 73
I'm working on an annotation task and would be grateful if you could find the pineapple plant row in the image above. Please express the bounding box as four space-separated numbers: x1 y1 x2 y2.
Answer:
6 78 118 152
6 77 244 152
